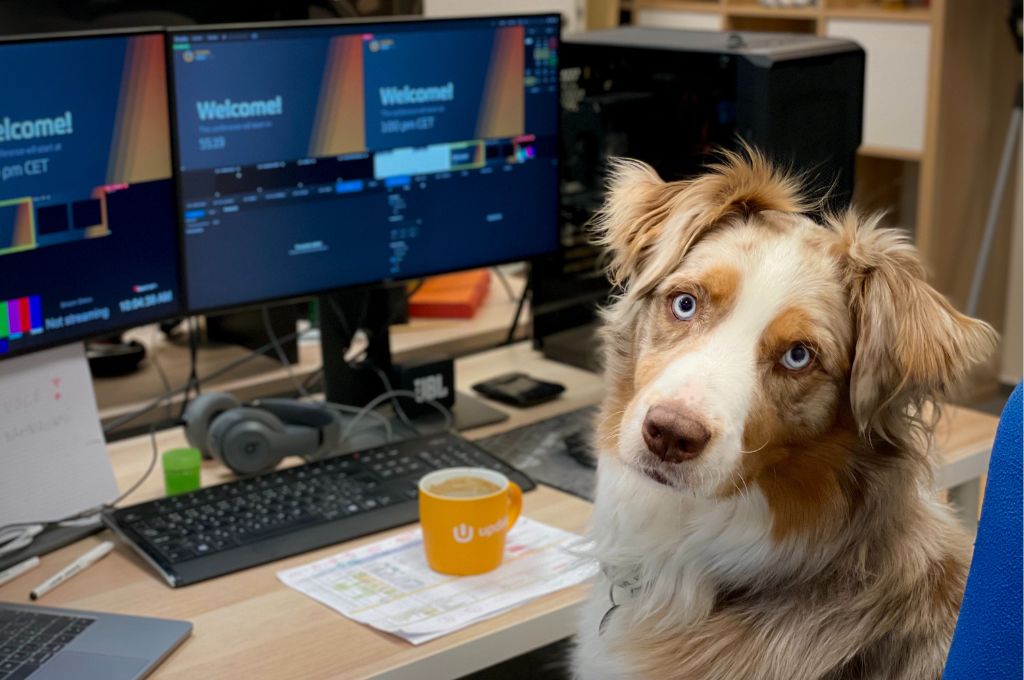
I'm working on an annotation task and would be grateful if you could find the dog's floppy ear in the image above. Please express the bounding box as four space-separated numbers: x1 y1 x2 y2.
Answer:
591 158 671 288
834 212 998 443
593 147 808 293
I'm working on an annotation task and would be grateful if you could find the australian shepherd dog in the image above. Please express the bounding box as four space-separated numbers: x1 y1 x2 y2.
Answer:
573 149 997 680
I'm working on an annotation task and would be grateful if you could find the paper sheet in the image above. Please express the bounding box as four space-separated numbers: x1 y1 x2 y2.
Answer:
277 517 598 644
0 343 118 525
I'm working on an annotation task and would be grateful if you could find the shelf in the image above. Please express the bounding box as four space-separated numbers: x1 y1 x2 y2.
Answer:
857 144 923 162
724 5 820 19
633 0 723 12
825 6 931 22
633 2 932 23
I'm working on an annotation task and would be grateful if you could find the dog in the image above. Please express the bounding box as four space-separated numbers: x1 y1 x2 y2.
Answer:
572 149 997 680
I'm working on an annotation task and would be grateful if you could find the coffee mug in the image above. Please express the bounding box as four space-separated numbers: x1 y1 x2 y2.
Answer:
418 467 522 575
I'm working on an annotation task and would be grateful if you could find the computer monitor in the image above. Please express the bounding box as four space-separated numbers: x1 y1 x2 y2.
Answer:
169 14 561 315
0 29 182 359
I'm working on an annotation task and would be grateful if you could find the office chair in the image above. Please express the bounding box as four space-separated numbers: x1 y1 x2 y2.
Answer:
943 383 1022 679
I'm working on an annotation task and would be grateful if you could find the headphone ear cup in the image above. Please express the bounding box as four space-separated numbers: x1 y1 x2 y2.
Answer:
182 392 242 458
256 399 344 459
208 407 288 476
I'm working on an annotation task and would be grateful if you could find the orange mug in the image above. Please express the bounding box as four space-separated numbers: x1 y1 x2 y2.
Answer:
418 467 523 575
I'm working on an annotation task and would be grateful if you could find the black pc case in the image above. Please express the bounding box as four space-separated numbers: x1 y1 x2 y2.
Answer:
534 27 864 370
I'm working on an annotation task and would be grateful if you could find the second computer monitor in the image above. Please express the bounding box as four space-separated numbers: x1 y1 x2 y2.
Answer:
0 29 182 359
171 15 561 313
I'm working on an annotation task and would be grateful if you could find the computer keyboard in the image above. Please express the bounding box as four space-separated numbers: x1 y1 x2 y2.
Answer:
477 405 598 501
104 431 534 587
0 608 94 680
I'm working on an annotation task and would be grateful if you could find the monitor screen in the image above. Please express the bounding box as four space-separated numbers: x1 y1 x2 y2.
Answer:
0 31 182 359
170 15 560 313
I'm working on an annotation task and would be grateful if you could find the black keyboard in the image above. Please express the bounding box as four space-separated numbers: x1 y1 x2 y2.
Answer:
104 431 534 587
0 608 94 680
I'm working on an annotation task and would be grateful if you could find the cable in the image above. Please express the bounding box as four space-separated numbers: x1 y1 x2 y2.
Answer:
112 424 162 508
491 266 518 302
359 359 415 428
320 401 394 445
263 305 309 398
178 316 201 420
405 278 426 300
505 279 530 345
324 296 415 424
102 327 313 436
148 325 174 397
301 366 325 394
340 389 454 444
0 423 161 550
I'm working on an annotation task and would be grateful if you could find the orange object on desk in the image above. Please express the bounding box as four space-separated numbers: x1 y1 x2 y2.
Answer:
408 269 491 319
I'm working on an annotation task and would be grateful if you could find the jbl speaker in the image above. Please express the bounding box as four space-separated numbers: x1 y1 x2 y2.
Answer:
392 357 456 419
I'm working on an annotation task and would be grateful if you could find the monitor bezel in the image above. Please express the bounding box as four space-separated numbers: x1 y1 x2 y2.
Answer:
166 13 562 317
0 27 186 361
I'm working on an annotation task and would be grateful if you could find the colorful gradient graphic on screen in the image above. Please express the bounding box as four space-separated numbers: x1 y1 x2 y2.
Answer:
476 26 525 140
0 35 172 259
107 35 173 185
0 199 34 255
308 35 366 158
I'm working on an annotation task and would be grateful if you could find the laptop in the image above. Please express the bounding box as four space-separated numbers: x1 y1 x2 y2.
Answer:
0 602 190 680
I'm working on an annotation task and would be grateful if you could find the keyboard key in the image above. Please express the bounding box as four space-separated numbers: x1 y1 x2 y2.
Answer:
7 664 42 680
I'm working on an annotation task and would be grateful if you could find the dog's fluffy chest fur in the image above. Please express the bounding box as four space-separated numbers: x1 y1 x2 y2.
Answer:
573 455 968 680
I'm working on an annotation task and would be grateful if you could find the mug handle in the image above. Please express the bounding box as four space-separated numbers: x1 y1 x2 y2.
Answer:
506 481 523 530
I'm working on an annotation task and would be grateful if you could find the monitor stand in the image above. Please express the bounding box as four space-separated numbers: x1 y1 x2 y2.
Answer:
318 286 508 433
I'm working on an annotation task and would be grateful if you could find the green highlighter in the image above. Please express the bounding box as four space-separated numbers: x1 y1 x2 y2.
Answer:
162 448 202 496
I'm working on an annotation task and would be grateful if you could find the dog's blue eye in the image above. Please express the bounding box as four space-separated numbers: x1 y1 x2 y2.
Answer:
780 343 813 371
670 293 698 321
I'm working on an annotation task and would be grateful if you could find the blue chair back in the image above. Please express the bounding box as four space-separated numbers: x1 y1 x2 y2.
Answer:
943 384 1022 679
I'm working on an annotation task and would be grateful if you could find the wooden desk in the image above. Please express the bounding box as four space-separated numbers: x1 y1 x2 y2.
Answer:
0 344 998 679
95 273 529 432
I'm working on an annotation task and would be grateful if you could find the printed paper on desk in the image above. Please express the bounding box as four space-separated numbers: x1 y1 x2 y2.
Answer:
277 517 598 644
0 343 118 525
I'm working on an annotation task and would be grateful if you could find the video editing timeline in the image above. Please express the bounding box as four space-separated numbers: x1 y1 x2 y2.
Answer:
172 16 560 312
0 33 182 357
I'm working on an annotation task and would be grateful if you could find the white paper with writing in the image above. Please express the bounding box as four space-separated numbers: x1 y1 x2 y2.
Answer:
278 517 597 644
0 343 118 525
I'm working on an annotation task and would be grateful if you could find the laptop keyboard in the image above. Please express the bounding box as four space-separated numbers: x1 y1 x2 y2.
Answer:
0 608 94 680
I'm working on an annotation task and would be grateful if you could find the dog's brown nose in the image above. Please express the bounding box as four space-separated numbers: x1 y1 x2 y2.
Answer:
642 403 711 463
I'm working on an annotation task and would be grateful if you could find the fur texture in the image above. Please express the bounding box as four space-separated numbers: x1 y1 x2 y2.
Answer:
574 149 997 680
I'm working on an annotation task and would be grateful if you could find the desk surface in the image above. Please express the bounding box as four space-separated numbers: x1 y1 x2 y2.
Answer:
0 344 1000 679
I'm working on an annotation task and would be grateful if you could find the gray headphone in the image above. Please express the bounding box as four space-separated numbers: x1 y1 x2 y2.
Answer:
182 393 343 476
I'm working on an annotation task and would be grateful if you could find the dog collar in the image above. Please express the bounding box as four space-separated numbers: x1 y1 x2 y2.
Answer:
598 566 643 636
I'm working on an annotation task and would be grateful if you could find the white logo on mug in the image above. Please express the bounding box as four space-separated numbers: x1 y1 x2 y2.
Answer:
479 516 508 538
452 523 474 543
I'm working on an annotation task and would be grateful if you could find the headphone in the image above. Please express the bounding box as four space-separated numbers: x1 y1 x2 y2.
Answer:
182 393 343 476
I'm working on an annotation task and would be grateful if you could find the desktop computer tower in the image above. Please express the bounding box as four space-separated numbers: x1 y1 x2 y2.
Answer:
534 27 865 370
